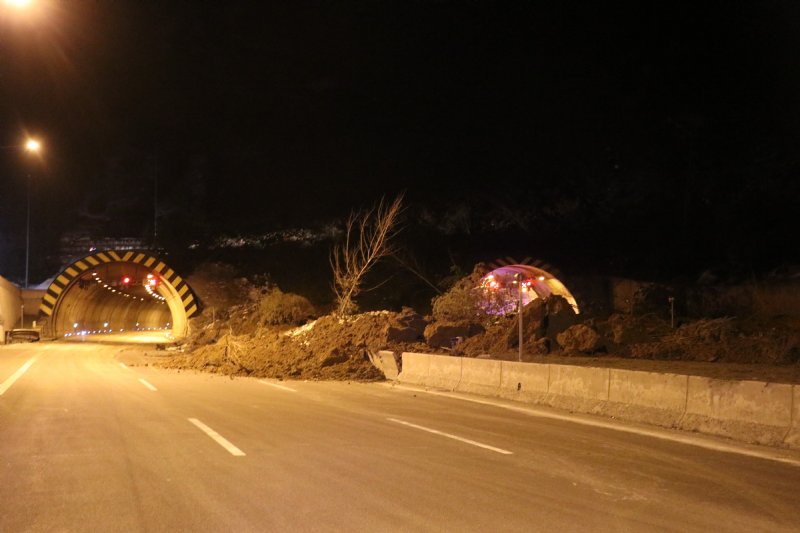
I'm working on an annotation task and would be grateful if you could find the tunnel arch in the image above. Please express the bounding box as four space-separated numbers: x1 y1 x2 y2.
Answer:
39 250 199 339
479 264 580 315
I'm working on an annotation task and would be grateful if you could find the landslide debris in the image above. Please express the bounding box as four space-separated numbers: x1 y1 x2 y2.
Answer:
163 263 800 381
165 310 428 380
165 267 428 379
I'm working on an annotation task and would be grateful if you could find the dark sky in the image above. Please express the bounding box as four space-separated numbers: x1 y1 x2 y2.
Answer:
2 1 800 278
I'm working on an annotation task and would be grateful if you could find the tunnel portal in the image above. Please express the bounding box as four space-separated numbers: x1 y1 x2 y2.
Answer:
39 251 198 340
479 264 580 315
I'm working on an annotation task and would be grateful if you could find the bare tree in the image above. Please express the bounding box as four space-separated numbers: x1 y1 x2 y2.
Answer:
330 195 404 316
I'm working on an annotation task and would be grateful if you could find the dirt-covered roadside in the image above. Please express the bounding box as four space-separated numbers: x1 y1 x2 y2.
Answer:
155 263 800 385
424 266 800 383
116 341 800 385
160 310 428 381
493 353 800 385
155 263 429 380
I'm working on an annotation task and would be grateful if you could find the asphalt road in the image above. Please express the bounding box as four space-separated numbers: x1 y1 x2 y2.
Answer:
1 342 800 532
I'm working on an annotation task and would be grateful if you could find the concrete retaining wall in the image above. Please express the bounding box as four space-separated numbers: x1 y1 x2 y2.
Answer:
0 275 22 344
397 352 800 450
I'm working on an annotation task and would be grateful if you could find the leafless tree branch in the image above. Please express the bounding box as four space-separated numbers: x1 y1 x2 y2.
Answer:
330 195 404 316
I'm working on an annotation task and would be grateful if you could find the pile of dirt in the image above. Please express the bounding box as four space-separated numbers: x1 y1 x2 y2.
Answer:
424 275 800 365
438 294 580 359
450 309 800 365
166 264 800 381
624 316 800 364
165 302 428 380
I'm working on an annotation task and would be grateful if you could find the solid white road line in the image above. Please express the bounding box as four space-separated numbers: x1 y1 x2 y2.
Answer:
258 379 297 392
138 378 158 392
0 356 38 397
119 362 130 370
188 418 246 456
387 417 513 455
393 385 800 468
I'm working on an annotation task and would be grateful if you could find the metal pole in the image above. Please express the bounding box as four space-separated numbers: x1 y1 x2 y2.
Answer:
25 172 30 289
669 297 675 329
518 273 523 362
153 155 158 247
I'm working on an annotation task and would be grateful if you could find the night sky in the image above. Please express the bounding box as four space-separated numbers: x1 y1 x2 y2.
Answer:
2 1 800 282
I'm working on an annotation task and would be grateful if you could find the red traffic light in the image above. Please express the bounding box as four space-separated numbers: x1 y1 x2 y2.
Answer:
122 276 131 285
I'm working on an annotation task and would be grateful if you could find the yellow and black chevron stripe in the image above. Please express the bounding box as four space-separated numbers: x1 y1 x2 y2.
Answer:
39 250 198 319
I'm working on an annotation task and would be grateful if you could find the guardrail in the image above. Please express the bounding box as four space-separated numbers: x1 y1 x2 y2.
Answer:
397 352 800 450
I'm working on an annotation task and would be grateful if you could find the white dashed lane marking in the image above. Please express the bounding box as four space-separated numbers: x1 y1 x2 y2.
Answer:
138 378 158 392
258 379 296 392
387 417 513 455
0 356 38 396
188 418 246 456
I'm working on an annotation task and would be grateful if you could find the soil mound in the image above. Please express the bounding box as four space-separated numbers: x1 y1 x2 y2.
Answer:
164 308 428 380
165 264 800 381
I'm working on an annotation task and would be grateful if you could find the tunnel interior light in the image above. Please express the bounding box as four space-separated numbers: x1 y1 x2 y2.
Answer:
61 264 175 338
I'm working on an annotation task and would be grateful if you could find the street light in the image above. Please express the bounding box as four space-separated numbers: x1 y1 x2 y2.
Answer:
25 138 40 152
2 0 47 26
3 0 34 8
23 136 41 289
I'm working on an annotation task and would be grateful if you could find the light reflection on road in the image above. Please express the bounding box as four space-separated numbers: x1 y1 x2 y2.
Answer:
62 331 173 344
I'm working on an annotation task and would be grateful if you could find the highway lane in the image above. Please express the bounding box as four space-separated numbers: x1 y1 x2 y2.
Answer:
1 342 799 532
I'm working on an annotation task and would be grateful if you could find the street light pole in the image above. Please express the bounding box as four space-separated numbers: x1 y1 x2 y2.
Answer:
153 158 158 247
517 273 523 362
23 138 40 288
1 137 40 295
25 171 30 289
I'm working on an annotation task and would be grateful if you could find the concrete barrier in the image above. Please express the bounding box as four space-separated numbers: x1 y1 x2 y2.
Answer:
549 363 607 396
457 357 501 396
368 350 400 380
605 370 688 426
682 377 794 446
426 354 462 390
498 361 549 402
543 364 610 413
785 386 800 447
397 352 432 385
609 369 687 410
398 352 800 450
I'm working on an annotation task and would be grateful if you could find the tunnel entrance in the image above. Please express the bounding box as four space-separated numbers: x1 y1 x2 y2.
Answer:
39 251 198 341
479 264 580 315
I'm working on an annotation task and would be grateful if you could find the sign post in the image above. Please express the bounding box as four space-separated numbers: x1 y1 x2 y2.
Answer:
517 273 523 362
